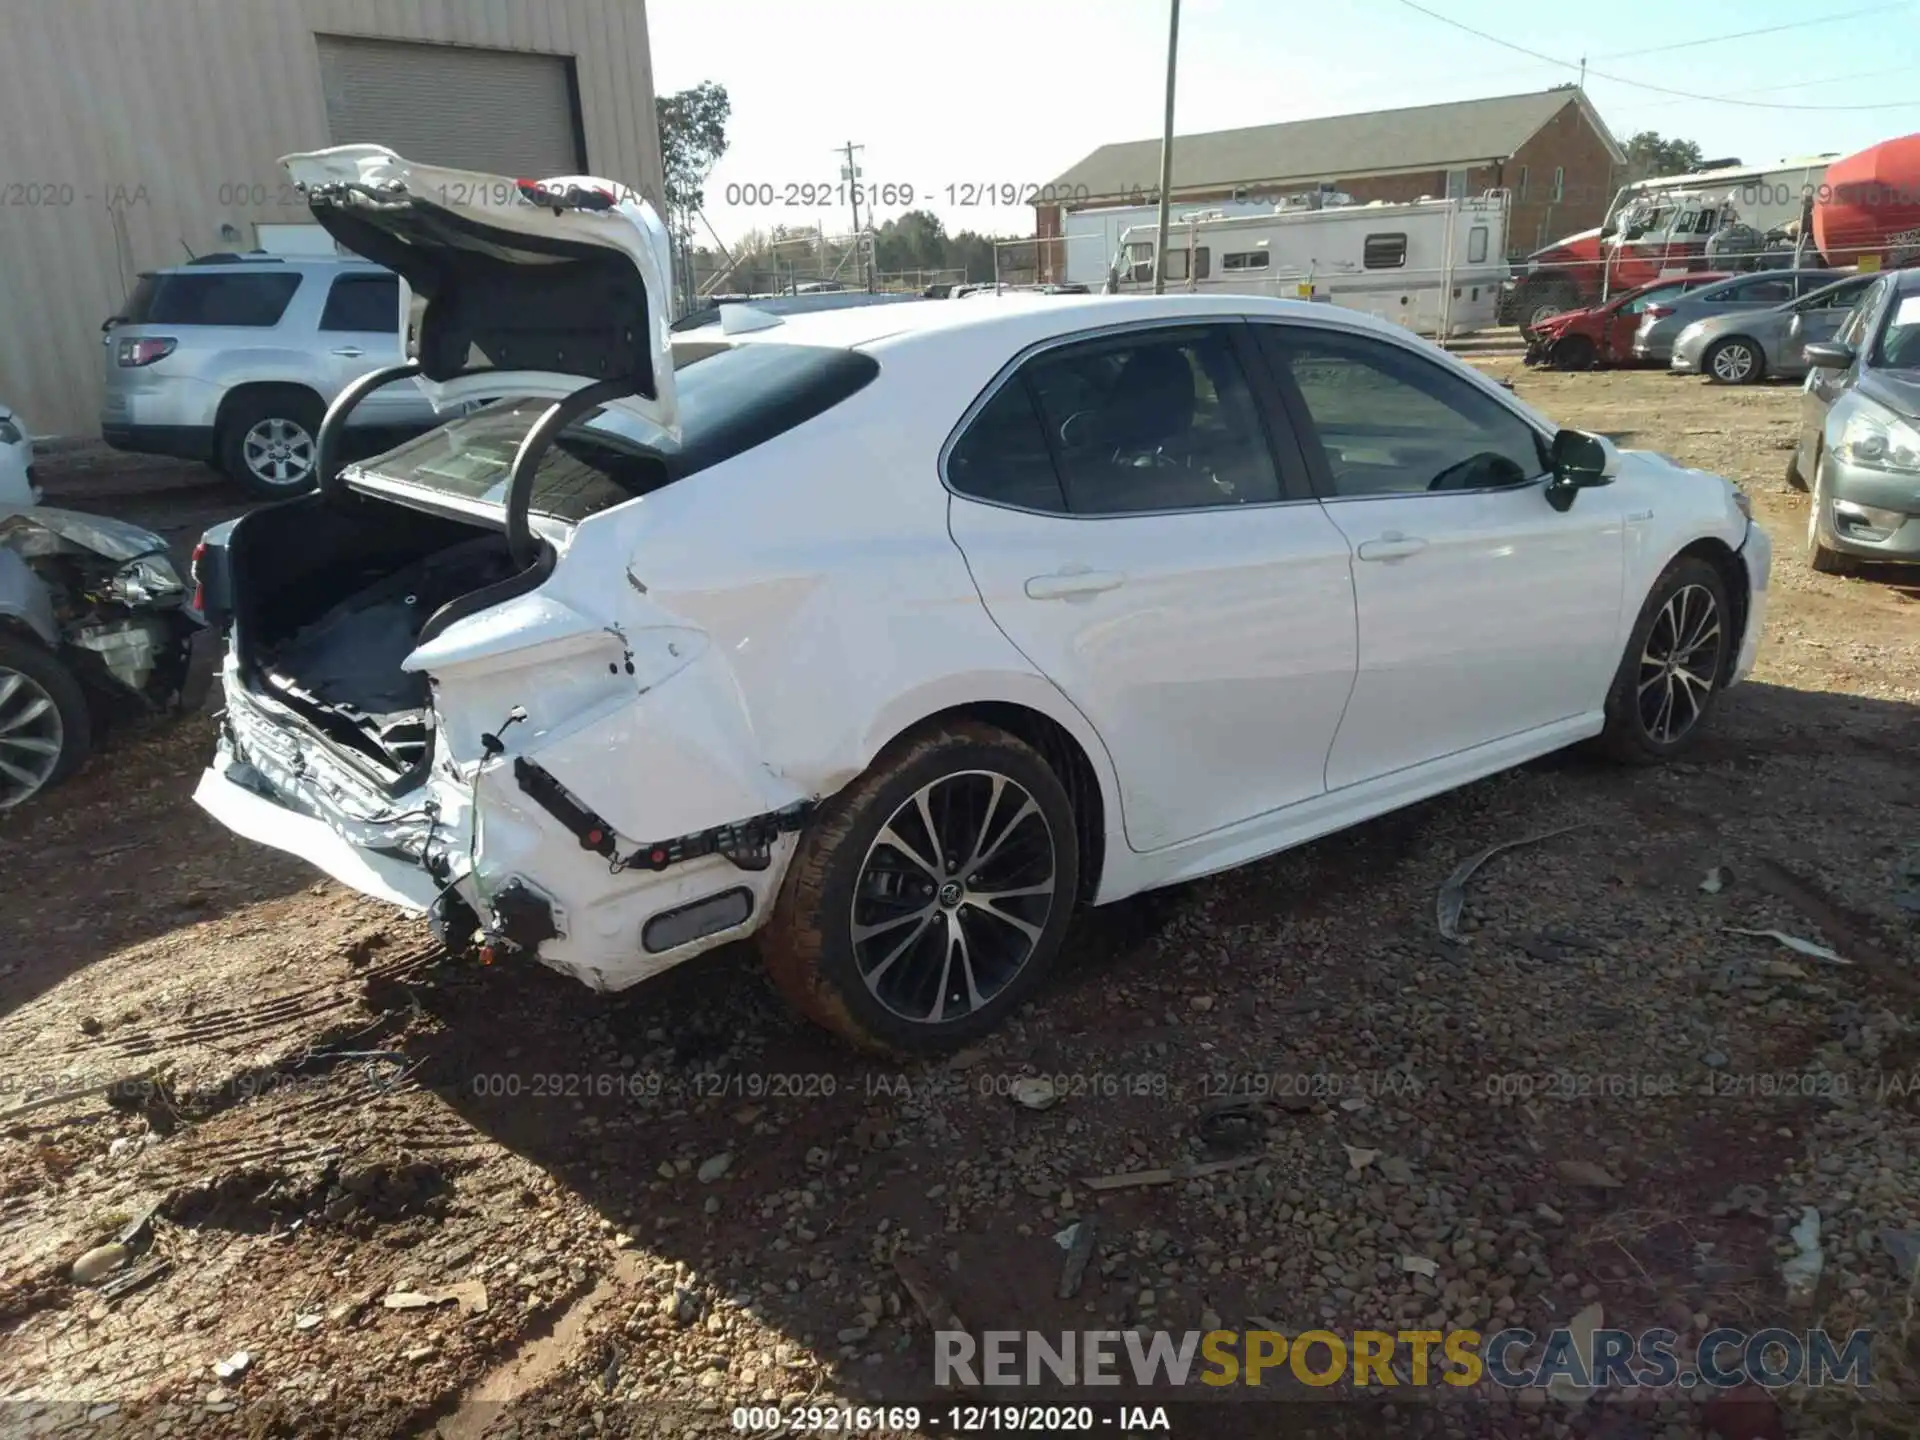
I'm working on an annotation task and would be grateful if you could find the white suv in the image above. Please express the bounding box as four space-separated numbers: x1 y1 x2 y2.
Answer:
100 255 438 498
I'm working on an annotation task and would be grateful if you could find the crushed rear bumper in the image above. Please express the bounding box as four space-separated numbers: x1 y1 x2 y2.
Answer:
195 657 803 992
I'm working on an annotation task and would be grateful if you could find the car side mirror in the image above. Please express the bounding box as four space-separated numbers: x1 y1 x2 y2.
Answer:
1802 340 1855 371
1545 428 1617 512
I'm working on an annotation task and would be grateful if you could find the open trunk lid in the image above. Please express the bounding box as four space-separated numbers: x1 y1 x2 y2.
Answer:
283 144 678 437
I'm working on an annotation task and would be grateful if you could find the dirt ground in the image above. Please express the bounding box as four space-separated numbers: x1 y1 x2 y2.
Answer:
3 364 1918 1439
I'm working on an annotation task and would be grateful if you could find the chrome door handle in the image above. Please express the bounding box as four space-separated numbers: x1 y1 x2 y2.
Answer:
1024 569 1126 600
1356 532 1428 562
330 346 366 358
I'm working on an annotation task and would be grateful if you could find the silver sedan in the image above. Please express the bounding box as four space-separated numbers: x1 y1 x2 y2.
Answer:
1791 268 1920 573
1671 273 1880 385
1633 269 1843 365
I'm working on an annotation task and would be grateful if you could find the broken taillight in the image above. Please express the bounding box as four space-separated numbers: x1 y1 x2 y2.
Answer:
189 540 207 614
116 337 177 367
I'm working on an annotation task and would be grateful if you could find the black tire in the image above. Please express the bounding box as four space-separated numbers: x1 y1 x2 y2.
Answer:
761 720 1080 1055
217 389 324 499
1517 278 1581 342
1805 459 1858 575
1704 337 1764 386
1597 556 1732 765
1550 336 1597 371
0 633 91 810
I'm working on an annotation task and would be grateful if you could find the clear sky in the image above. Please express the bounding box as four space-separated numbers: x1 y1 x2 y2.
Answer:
645 0 1920 245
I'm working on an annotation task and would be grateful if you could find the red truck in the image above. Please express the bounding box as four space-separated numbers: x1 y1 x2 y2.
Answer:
1505 135 1920 337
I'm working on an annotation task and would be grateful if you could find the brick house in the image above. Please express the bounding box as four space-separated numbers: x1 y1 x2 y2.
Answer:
1037 87 1624 275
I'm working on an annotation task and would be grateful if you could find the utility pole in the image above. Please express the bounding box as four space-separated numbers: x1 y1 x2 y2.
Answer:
838 141 867 291
1152 0 1181 295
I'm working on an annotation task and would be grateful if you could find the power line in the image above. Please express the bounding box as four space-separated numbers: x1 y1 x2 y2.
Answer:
1388 0 1920 111
1622 65 1917 111
1592 4 1908 61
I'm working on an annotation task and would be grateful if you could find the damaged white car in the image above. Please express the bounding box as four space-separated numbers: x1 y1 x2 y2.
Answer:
2 505 201 808
195 146 1772 1053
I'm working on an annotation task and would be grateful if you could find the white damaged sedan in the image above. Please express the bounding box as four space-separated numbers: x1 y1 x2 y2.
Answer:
195 146 1771 1053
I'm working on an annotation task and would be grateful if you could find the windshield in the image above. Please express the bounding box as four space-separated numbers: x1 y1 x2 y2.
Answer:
353 341 880 522
1876 292 1920 370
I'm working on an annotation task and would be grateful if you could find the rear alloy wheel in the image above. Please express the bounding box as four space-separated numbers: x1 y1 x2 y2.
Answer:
1806 459 1858 575
762 721 1078 1054
1598 557 1730 764
219 391 324 499
1705 337 1763 385
0 635 90 809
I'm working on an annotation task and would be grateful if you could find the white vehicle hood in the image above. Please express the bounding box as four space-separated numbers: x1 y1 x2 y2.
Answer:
282 145 678 438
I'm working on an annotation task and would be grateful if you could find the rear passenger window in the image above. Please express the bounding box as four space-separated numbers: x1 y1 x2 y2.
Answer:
1023 327 1281 514
320 274 400 331
143 272 301 326
947 384 1066 513
1724 277 1792 303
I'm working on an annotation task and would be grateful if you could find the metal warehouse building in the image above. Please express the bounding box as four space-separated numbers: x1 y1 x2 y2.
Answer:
0 0 662 435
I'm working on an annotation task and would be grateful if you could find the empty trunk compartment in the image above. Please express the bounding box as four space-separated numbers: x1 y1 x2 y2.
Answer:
228 495 533 779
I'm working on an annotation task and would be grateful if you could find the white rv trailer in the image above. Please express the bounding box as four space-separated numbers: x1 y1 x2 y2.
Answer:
1060 197 1283 288
1107 192 1509 338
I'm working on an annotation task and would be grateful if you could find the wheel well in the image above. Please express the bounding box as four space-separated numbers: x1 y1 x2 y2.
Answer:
0 615 53 650
213 382 324 446
1675 537 1749 682
901 701 1108 904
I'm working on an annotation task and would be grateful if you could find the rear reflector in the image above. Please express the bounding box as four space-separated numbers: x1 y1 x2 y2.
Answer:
642 887 753 954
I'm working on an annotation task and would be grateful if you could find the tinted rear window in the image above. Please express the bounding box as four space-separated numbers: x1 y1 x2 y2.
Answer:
114 274 161 325
357 342 881 523
320 274 399 331
133 272 302 327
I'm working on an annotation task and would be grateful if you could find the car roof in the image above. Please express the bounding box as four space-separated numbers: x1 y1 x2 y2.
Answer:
1692 269 1835 295
1613 272 1730 300
723 291 1438 353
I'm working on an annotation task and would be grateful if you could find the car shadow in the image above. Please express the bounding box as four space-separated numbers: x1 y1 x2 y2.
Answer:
356 676 1920 1422
0 713 319 1020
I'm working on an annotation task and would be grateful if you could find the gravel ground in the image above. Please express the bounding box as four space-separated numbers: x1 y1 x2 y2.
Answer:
1 366 1917 1439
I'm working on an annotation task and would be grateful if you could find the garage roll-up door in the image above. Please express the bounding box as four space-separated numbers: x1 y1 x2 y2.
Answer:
317 36 584 177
